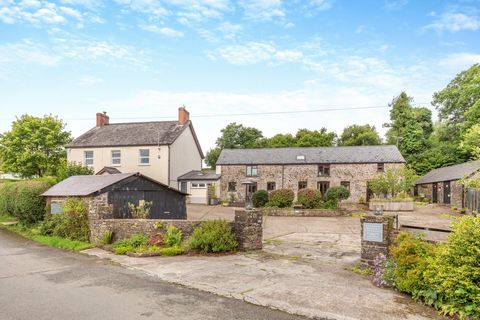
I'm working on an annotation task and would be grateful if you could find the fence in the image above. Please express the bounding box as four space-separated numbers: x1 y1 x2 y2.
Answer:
466 188 480 213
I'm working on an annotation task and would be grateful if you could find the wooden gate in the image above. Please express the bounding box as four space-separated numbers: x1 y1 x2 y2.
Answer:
443 181 451 204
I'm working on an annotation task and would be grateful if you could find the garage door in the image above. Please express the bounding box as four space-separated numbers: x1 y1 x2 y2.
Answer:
189 183 207 204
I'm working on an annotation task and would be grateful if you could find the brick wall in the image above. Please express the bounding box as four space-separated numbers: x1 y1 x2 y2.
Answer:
220 163 403 204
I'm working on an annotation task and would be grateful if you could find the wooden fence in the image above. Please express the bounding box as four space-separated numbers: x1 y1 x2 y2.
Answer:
466 188 480 213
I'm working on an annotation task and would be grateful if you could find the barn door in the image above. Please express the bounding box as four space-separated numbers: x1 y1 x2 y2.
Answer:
444 181 451 204
432 183 438 203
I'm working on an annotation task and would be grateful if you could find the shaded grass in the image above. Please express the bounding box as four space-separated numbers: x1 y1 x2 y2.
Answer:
0 221 93 252
0 214 16 222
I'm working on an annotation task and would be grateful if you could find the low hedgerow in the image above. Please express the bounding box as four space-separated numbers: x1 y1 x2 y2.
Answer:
267 189 294 208
297 188 322 209
252 190 269 208
0 182 17 216
160 246 184 256
14 180 51 225
165 225 183 247
188 220 237 253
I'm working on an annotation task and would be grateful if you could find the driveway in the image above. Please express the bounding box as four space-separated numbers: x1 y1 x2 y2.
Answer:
0 228 305 320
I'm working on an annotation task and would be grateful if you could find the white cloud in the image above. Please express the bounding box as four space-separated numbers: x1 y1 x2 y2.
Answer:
239 0 285 21
423 11 480 33
0 39 60 66
78 75 104 85
0 1 84 25
384 0 408 11
114 0 169 19
438 53 480 71
139 24 184 37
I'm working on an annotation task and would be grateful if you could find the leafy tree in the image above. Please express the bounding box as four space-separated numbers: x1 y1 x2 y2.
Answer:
0 115 72 178
369 166 417 198
338 124 382 146
205 147 222 168
262 133 296 148
56 162 94 182
461 123 480 160
295 128 336 147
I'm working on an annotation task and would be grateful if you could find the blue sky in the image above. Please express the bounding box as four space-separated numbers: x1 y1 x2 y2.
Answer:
1 0 479 153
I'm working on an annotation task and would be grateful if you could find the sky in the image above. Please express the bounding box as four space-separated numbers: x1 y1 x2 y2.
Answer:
1 0 480 154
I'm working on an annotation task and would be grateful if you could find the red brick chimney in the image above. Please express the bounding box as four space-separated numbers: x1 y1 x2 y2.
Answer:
96 112 109 127
178 106 190 126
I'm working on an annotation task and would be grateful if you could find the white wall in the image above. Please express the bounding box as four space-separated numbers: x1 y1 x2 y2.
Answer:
169 126 203 187
67 145 170 184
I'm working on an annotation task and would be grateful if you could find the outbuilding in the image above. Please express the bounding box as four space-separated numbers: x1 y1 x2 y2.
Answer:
415 160 480 208
177 170 221 205
42 172 187 219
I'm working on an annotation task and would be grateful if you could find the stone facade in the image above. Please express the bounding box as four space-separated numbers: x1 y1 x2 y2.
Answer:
417 180 465 208
219 163 403 203
360 214 395 266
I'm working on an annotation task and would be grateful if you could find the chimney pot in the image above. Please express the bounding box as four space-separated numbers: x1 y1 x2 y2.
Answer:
96 112 110 127
178 106 190 126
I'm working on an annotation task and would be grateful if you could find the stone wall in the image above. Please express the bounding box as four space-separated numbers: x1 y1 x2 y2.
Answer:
368 201 414 211
360 214 395 266
219 163 403 204
260 208 353 217
89 210 263 251
418 181 465 208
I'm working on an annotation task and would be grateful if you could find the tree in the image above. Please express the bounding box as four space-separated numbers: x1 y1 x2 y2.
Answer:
461 123 480 160
56 162 94 182
205 147 222 168
262 133 296 148
369 166 417 198
0 115 72 178
295 128 336 147
338 124 382 146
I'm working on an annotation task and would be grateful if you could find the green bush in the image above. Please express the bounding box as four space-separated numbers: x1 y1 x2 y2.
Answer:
252 190 269 208
297 188 322 209
56 162 93 182
323 186 350 209
165 225 183 247
14 180 51 225
113 234 149 249
0 182 18 216
40 198 90 242
160 246 184 256
267 189 294 208
115 246 135 255
101 230 114 245
188 220 237 253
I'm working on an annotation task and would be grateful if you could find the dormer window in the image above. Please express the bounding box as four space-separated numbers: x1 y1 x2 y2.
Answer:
296 155 305 160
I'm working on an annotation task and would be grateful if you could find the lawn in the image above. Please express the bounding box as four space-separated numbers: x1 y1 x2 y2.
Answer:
0 215 93 252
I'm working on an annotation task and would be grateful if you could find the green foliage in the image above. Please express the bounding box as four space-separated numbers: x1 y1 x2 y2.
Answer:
14 180 51 225
160 246 184 256
40 198 90 242
297 188 322 209
368 166 417 198
460 123 480 160
101 230 114 245
338 124 382 146
267 189 294 208
205 147 222 168
188 220 237 253
294 128 336 147
115 246 135 255
323 186 350 208
0 114 72 178
0 182 18 216
56 162 93 182
252 190 269 208
113 234 149 249
165 225 183 247
128 200 152 219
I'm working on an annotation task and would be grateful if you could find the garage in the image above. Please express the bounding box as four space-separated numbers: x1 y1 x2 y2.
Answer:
178 170 221 205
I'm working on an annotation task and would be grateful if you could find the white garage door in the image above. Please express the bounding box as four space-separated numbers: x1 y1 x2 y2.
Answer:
189 183 208 204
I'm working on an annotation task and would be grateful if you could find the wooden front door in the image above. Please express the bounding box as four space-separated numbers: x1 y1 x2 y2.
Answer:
432 183 438 203
444 181 451 204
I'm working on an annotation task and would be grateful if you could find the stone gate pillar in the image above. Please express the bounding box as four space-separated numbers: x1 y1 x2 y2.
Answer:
360 214 395 266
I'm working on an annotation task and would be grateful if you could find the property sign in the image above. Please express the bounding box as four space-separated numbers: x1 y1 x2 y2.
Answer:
363 222 384 242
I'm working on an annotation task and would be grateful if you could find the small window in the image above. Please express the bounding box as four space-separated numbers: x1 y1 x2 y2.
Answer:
296 155 305 160
318 164 330 176
111 150 121 166
267 182 276 191
298 181 307 190
84 151 94 166
228 182 237 192
192 183 206 188
340 181 350 190
377 163 384 172
180 182 187 193
246 165 258 177
317 181 330 195
51 202 62 214
139 149 150 165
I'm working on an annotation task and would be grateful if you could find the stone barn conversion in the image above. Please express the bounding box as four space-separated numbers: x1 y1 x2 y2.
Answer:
42 173 187 219
216 145 406 204
415 160 480 208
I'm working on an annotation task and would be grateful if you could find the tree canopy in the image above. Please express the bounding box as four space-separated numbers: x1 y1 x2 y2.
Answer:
338 124 382 146
0 115 72 178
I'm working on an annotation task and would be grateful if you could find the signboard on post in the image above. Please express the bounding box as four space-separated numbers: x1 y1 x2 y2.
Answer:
363 222 383 242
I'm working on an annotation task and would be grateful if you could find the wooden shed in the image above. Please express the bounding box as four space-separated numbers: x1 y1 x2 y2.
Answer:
42 172 188 219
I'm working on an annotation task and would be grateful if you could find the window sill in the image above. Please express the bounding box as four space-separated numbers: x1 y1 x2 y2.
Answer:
138 164 151 166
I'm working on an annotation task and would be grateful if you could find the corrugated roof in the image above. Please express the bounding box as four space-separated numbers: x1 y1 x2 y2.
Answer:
216 145 405 165
178 170 221 181
67 121 187 148
415 160 480 185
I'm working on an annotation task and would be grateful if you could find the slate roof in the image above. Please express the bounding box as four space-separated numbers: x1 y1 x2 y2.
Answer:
42 173 187 197
216 145 405 165
178 170 221 181
415 160 480 185
96 166 122 175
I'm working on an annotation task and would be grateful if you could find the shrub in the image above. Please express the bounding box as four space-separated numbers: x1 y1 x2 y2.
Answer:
297 188 322 209
56 162 93 182
268 189 294 208
113 234 149 249
188 220 237 253
165 225 182 247
160 246 184 256
0 182 18 216
101 230 114 245
148 233 164 247
323 186 350 209
252 190 269 208
128 200 152 219
14 180 51 225
115 246 134 255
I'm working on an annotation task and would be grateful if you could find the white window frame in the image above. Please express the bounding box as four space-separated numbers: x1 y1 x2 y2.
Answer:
191 182 207 189
111 150 121 166
139 149 150 165
246 165 258 177
84 151 94 167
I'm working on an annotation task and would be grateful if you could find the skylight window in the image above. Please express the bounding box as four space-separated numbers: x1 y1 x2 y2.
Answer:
296 155 306 160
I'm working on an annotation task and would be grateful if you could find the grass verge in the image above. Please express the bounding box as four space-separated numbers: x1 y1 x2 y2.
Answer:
0 215 93 252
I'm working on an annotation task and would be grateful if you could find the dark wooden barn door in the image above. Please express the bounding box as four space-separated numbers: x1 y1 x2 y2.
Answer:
432 183 438 203
443 181 451 204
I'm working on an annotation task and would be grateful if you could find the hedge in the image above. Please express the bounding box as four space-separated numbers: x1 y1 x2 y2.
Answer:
267 189 294 208
297 188 322 209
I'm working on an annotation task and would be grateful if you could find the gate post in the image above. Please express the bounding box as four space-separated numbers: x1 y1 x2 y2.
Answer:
360 214 395 266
